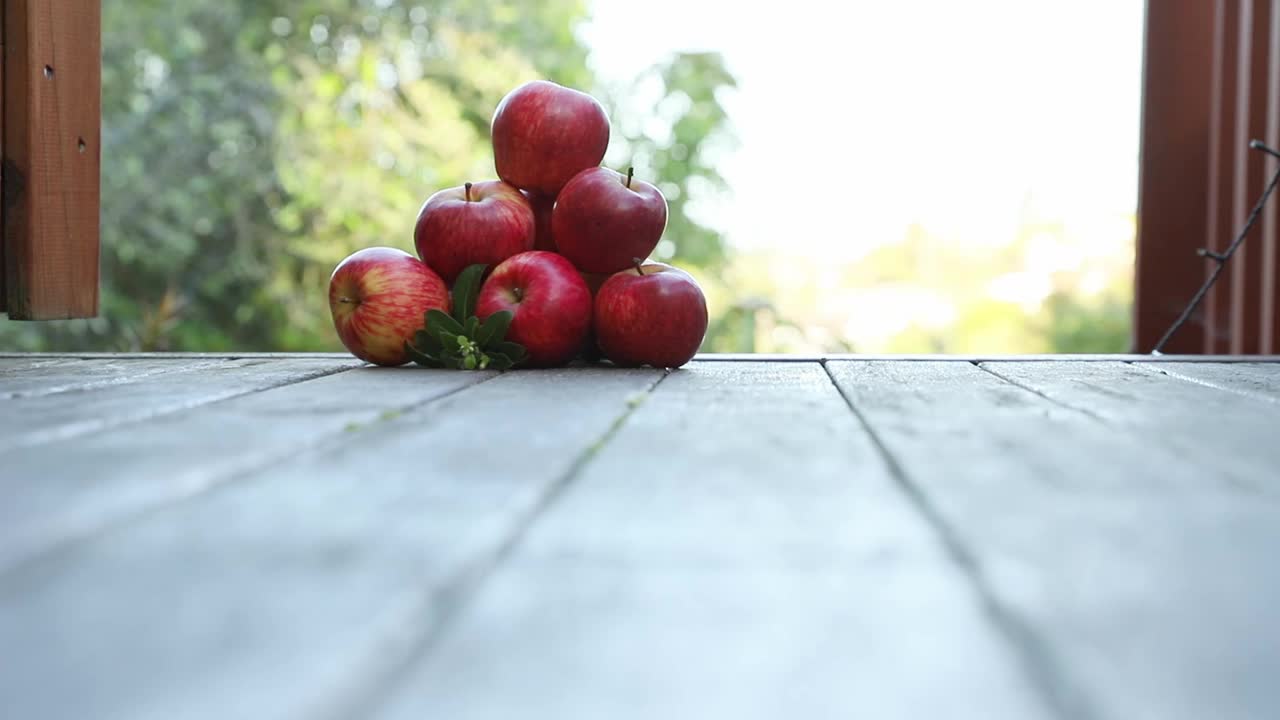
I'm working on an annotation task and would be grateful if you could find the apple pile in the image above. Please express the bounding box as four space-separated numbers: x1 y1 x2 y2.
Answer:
328 80 709 370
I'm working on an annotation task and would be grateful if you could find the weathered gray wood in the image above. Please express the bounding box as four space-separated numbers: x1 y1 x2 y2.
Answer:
373 362 1050 720
0 357 230 399
6 352 1280 363
0 357 84 373
0 367 663 720
1135 362 1280 402
0 367 492 573
0 357 362 451
828 360 1280 720
695 354 1280 363
983 361 1280 489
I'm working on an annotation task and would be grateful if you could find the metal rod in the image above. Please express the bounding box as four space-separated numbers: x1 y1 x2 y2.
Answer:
1152 140 1280 354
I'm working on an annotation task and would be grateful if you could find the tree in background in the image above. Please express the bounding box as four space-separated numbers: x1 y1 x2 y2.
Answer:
0 0 736 352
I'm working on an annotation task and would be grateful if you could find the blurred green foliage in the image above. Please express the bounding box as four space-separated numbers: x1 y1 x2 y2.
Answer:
0 0 736 351
0 1 1130 355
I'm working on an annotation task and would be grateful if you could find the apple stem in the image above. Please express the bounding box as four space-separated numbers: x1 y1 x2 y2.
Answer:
632 258 645 276
625 167 634 189
464 182 473 202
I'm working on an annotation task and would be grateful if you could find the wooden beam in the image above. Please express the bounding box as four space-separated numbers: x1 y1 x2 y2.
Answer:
1134 1 1217 352
1 0 6 314
1228 0 1274 354
1262 0 1280 352
2 0 100 320
1204 0 1241 354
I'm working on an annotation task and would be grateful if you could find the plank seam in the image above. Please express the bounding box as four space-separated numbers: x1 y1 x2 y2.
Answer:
0 361 363 452
0 358 233 400
976 363 1112 424
1128 361 1280 405
329 371 671 720
0 371 501 581
820 360 1099 720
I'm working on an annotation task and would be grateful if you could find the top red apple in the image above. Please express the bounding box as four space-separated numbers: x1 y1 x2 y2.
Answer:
491 80 610 197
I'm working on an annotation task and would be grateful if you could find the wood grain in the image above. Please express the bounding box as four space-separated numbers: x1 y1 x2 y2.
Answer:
4 357 1280 720
0 356 229 399
374 362 1050 720
2 0 101 319
0 367 663 720
0 366 492 574
0 357 361 452
982 360 1280 489
1136 361 1280 402
828 360 1280 720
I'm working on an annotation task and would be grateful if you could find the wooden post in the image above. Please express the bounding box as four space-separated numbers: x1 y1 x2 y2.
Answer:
1 0 101 320
1227 0 1274 354
1134 1 1217 353
1139 0 1280 354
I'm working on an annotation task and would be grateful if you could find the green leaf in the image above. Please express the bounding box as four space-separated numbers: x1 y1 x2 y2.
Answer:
451 264 487 323
477 310 513 345
413 329 444 355
486 352 514 370
493 341 528 364
464 315 479 338
404 341 443 368
426 308 464 339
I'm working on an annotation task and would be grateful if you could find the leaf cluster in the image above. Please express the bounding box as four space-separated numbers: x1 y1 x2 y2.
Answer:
404 264 527 370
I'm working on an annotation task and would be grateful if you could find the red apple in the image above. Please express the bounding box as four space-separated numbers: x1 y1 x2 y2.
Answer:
329 247 450 366
414 180 534 285
552 167 667 274
594 261 708 368
579 271 610 296
491 80 610 196
522 190 558 252
476 251 592 367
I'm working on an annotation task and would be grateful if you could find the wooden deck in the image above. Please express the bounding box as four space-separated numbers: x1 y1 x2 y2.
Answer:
3 354 1280 720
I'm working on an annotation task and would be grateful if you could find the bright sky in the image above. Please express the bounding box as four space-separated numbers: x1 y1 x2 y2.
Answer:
583 0 1145 262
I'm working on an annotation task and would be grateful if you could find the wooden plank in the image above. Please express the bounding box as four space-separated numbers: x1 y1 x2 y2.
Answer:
0 357 361 452
0 366 492 573
5 352 1280 363
0 367 663 720
2 0 101 319
826 360 1280 720
374 362 1052 720
695 354 1280 363
0 357 230 399
0 352 364 359
0 356 81 373
1135 361 1280 403
983 360 1280 488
